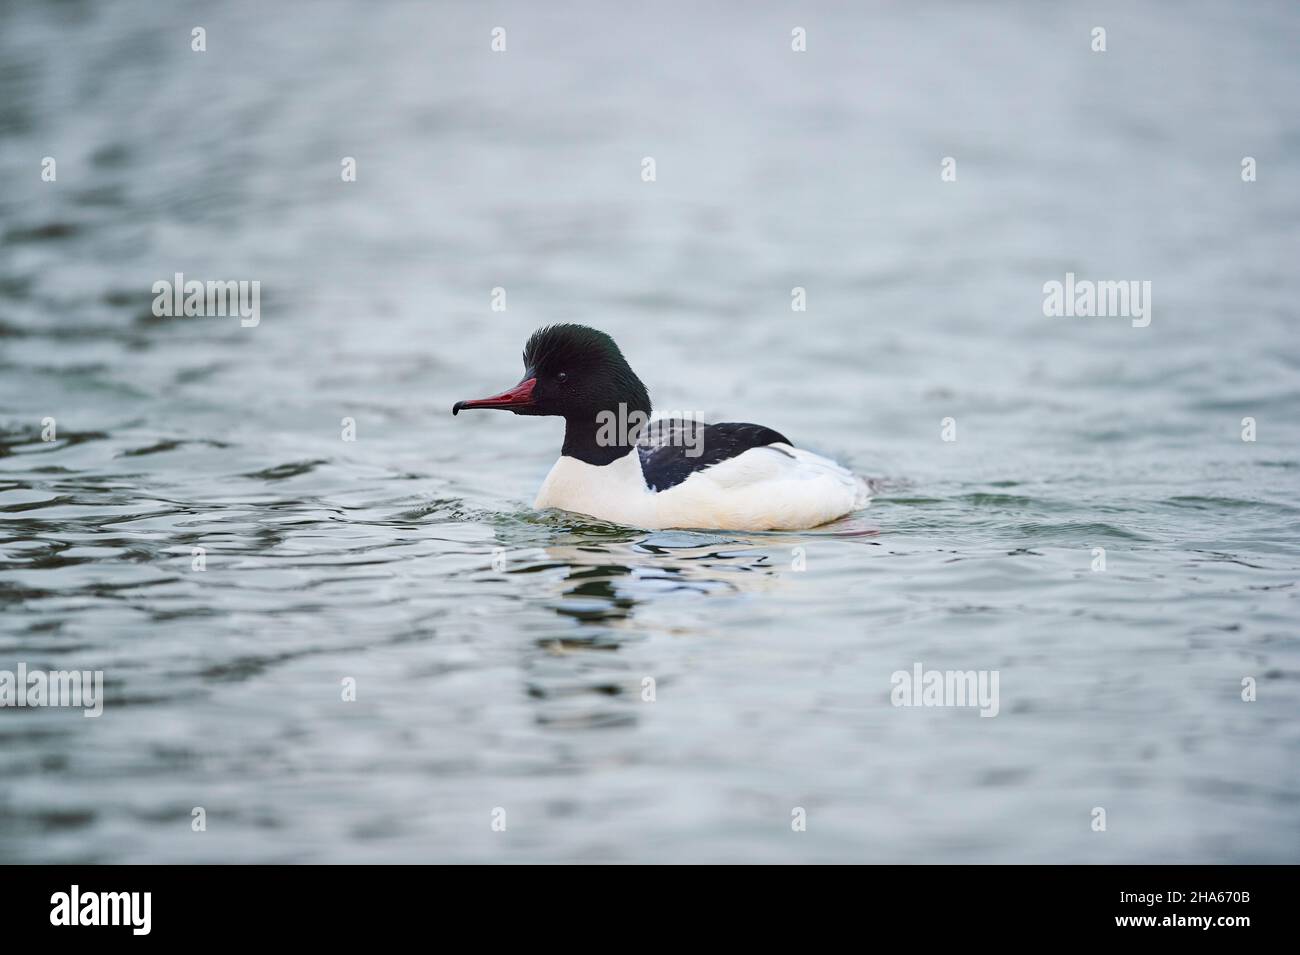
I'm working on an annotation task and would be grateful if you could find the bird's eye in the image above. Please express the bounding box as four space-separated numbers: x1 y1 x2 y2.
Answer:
557 372 567 383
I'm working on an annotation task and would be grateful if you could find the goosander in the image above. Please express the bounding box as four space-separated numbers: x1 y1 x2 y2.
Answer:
452 324 869 531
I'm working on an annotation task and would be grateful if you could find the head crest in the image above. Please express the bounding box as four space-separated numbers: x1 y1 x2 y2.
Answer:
523 324 620 373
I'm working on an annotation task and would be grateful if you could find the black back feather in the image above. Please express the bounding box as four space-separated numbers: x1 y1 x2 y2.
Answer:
637 420 793 492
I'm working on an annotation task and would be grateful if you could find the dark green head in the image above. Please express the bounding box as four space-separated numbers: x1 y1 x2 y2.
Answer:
452 324 652 464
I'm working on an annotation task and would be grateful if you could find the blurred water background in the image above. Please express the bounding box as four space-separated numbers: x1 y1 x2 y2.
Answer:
0 0 1297 862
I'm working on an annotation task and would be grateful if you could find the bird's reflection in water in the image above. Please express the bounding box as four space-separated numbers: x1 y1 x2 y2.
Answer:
507 519 878 637
545 533 784 626
498 516 878 730
515 531 786 731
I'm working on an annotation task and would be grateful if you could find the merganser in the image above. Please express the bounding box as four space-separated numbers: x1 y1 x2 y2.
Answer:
452 324 869 531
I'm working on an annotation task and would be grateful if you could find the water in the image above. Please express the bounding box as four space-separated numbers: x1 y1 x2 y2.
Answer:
1 0 1297 863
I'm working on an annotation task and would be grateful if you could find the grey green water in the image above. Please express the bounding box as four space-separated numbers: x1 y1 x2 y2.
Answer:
1 1 1297 863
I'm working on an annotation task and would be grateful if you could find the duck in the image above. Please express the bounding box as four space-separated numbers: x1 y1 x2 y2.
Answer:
452 324 869 531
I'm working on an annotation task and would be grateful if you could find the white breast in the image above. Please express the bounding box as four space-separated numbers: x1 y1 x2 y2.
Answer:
533 445 868 531
533 448 657 527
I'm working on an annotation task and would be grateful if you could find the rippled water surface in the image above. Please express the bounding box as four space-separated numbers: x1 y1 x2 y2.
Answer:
1 1 1298 863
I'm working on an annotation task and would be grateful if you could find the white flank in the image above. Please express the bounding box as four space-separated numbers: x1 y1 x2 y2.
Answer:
534 445 869 531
